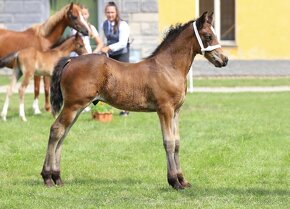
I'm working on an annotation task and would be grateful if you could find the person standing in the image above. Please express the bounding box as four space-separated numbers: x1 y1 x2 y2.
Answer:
101 1 130 116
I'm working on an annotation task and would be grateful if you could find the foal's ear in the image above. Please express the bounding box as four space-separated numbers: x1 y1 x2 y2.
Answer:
196 11 208 30
69 2 74 11
207 12 214 25
75 32 80 39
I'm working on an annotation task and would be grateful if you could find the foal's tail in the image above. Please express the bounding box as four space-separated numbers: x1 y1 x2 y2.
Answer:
51 57 71 116
0 52 18 68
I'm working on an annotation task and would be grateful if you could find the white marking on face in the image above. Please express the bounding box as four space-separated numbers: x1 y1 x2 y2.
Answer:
79 11 90 33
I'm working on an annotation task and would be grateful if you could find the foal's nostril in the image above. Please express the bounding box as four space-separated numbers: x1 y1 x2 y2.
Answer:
223 56 228 66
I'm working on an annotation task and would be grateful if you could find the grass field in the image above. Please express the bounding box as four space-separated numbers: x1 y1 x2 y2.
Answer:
0 92 289 208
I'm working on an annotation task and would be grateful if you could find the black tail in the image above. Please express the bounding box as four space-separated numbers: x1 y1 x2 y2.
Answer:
51 57 71 116
0 52 17 68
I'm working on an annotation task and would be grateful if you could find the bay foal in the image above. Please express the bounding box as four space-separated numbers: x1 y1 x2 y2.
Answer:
41 12 228 189
0 33 87 121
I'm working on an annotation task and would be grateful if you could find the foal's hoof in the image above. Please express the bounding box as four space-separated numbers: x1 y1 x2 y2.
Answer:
181 181 192 188
52 177 64 186
45 106 51 113
20 116 27 122
43 178 54 187
172 182 184 190
34 109 42 115
168 178 184 190
51 172 64 186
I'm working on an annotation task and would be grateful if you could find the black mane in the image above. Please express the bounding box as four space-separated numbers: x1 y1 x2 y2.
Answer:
147 20 195 58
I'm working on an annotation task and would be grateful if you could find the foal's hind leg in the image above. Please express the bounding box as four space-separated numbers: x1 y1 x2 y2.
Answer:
173 110 191 188
41 106 83 186
158 108 183 190
1 69 22 121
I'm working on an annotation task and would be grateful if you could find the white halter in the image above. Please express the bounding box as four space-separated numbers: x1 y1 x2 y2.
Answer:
193 21 221 55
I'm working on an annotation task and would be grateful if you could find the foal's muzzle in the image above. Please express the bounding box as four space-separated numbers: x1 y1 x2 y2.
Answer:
205 50 228 68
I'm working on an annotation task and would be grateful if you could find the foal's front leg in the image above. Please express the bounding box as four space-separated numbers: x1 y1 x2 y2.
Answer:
18 73 33 122
173 110 191 188
158 109 183 190
33 76 42 114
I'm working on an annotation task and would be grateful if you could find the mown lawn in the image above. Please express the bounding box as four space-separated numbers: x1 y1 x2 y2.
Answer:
0 92 289 208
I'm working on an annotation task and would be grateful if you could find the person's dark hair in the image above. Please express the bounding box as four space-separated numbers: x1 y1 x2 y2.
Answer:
105 1 120 33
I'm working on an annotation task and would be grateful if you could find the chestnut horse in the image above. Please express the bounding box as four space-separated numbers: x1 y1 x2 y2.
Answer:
41 12 228 189
0 33 87 121
0 3 89 114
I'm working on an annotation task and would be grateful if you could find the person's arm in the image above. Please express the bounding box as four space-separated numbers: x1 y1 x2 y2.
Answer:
104 21 129 53
88 25 104 53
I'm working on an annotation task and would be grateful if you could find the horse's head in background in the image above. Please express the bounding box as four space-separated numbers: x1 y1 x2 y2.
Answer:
66 3 90 36
195 12 228 67
73 33 88 55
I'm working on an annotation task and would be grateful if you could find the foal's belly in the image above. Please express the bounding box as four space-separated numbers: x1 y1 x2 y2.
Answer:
101 91 157 112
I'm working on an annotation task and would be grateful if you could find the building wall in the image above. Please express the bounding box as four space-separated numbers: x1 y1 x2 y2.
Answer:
158 0 290 60
0 0 49 30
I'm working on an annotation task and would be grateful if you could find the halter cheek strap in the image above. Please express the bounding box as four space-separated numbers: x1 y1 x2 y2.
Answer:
193 21 221 55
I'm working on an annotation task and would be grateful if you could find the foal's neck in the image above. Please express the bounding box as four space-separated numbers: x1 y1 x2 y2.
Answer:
39 6 68 47
157 26 198 77
56 38 75 56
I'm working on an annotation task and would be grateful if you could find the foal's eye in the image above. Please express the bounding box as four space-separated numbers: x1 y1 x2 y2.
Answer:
204 35 212 42
69 13 78 20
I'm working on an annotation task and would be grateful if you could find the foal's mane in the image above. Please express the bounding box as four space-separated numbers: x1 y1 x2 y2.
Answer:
49 35 74 49
38 4 70 37
147 20 195 58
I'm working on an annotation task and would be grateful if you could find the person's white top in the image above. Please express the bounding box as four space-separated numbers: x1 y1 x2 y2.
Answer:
105 20 130 52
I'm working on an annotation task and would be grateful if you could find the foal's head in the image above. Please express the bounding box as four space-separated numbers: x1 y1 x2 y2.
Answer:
66 3 90 36
73 33 88 55
195 12 228 67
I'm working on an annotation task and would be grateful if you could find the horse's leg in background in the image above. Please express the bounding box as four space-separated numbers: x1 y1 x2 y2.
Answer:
1 69 22 121
18 68 34 122
173 109 191 188
158 107 183 190
41 105 84 187
43 76 51 112
33 75 42 114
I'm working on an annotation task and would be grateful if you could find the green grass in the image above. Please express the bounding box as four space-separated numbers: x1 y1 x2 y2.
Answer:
0 93 289 208
0 74 11 86
192 77 290 87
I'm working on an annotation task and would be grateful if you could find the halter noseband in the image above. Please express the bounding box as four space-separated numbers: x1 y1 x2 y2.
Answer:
193 21 221 55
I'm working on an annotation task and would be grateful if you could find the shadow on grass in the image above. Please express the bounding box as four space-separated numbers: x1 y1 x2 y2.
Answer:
20 176 143 188
159 184 290 197
17 177 290 198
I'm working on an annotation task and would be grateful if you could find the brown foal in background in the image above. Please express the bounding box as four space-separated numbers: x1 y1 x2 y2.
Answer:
41 12 228 189
0 33 87 121
0 3 89 115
